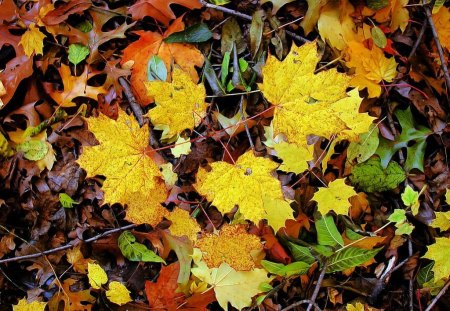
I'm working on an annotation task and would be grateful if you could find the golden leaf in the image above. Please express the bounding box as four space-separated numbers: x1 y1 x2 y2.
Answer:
365 0 409 33
195 151 294 231
167 208 200 242
259 42 375 146
273 141 313 174
19 23 46 57
432 6 450 50
87 263 108 289
67 245 94 273
423 237 450 281
194 225 263 271
313 179 358 216
171 136 191 157
192 261 273 311
345 41 398 98
106 281 132 306
431 211 450 231
13 299 46 311
77 110 169 226
145 68 207 140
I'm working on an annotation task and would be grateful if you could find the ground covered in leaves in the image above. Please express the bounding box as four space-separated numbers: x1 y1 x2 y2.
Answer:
0 0 449 310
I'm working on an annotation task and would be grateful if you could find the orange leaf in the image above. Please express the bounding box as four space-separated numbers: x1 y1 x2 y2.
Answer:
122 17 204 106
48 278 95 311
128 0 201 25
145 262 185 311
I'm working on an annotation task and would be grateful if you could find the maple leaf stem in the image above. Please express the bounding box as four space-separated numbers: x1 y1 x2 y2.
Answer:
199 0 309 43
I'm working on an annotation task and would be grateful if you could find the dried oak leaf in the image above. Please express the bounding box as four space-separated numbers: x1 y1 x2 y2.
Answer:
259 42 375 146
48 278 95 311
195 151 294 231
128 0 201 25
0 25 33 108
76 110 168 226
195 225 264 271
145 68 207 139
122 17 204 106
345 41 397 98
46 65 107 107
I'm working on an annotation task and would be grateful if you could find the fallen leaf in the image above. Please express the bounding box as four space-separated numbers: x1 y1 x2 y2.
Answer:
431 211 450 231
106 281 132 306
167 208 201 242
423 237 450 281
76 110 169 226
19 23 46 57
260 0 296 13
12 298 46 311
48 278 95 311
66 245 94 273
195 225 264 271
87 262 108 289
432 6 450 50
366 0 409 32
128 0 202 24
313 179 358 216
273 141 313 174
195 151 294 231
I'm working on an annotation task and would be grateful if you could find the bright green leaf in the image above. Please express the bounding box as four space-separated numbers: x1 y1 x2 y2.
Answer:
326 247 381 273
118 231 165 263
165 23 212 43
59 193 77 208
68 44 90 65
316 215 344 248
16 140 48 161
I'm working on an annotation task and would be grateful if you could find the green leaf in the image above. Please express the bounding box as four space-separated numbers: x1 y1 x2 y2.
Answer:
75 20 93 33
395 222 414 235
311 245 334 257
350 157 406 193
15 140 48 161
388 209 414 235
326 247 381 273
402 185 419 206
59 193 77 208
366 0 389 10
164 23 212 43
288 242 315 264
417 262 434 286
316 215 344 248
261 260 310 276
147 55 167 82
345 228 363 240
118 231 165 263
375 107 431 171
388 209 407 223
209 0 231 5
347 124 379 164
221 52 231 86
68 44 90 65
371 26 387 48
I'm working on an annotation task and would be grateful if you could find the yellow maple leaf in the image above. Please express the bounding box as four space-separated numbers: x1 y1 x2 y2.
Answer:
313 179 358 216
77 110 168 226
19 23 46 57
192 261 273 311
346 301 373 311
423 237 450 281
273 141 313 174
195 151 294 231
67 245 94 273
145 68 207 140
87 263 108 289
432 6 450 50
431 211 450 231
345 41 397 98
106 281 132 305
259 42 375 146
194 225 264 271
167 208 200 242
13 298 47 311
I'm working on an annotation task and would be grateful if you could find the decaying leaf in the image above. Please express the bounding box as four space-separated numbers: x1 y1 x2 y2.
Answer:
145 68 207 140
77 110 168 226
259 42 375 146
196 151 294 231
195 225 263 271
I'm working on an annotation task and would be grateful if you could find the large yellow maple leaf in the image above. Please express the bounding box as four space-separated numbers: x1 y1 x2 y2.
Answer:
145 68 207 140
77 110 168 226
423 237 450 281
345 41 398 98
195 151 294 231
259 42 376 146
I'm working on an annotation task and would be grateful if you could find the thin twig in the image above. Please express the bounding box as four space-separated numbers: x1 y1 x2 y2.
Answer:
119 77 144 127
408 239 414 311
0 224 137 265
408 19 428 60
239 96 255 150
199 0 309 43
424 278 450 311
306 261 328 311
422 0 450 100
281 299 323 311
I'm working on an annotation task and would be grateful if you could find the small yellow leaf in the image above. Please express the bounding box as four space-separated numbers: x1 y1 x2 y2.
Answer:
167 208 200 242
171 136 191 157
273 141 312 174
195 151 294 231
433 6 450 50
346 301 372 311
423 237 450 281
195 225 263 271
145 68 208 140
160 162 178 187
19 23 46 57
313 179 357 216
106 281 132 305
77 110 169 226
88 263 108 289
431 211 450 231
66 245 94 273
13 298 47 311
